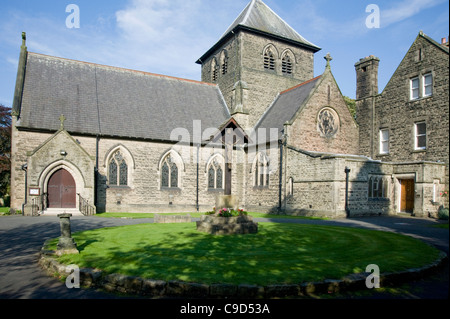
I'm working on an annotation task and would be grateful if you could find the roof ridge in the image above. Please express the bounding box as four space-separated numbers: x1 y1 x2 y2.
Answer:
280 75 322 95
28 52 218 87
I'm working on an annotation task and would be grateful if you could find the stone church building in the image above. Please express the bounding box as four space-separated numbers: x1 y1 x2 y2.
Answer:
10 0 448 218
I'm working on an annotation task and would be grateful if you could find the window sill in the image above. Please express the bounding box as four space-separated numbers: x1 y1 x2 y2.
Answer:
378 152 390 157
208 188 224 192
413 148 426 153
107 185 131 190
408 95 433 103
161 187 181 192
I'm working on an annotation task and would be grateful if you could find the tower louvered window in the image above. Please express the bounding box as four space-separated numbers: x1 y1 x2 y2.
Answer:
212 59 219 82
264 49 275 71
282 54 293 74
222 56 228 75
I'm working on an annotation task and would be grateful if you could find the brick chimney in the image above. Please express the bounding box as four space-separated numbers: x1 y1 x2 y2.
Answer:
441 37 449 47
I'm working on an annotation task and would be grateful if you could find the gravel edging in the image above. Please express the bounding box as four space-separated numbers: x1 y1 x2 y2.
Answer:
38 241 448 299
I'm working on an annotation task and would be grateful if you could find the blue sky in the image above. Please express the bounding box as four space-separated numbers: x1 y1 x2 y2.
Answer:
0 0 448 107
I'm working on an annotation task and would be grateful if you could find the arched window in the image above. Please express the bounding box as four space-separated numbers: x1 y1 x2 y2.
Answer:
288 177 294 196
254 153 270 187
220 50 228 75
211 58 219 82
282 53 293 75
161 154 179 188
109 151 128 186
264 48 275 71
207 158 224 189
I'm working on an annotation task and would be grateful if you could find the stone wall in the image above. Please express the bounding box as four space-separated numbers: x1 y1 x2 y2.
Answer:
201 30 315 130
287 68 360 155
356 34 449 189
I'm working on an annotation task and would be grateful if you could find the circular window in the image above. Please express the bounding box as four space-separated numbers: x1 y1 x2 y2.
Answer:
318 107 339 137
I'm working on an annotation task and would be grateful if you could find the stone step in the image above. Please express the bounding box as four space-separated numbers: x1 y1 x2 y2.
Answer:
40 208 84 217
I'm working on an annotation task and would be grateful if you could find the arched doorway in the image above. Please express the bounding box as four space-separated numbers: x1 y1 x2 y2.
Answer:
47 168 76 208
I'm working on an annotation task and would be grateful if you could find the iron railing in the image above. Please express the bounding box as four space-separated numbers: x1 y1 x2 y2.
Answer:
31 193 47 216
77 193 96 216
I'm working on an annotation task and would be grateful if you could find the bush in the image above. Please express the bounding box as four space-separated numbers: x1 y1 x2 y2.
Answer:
438 208 449 220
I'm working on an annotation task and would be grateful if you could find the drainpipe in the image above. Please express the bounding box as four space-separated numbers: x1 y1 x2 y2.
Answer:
94 135 99 207
21 163 27 216
278 137 284 212
345 167 351 218
196 143 200 212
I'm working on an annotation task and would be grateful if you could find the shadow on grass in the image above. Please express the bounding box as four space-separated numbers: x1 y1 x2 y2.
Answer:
56 221 441 287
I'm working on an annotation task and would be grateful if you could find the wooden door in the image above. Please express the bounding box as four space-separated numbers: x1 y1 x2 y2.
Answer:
47 169 76 208
400 179 414 212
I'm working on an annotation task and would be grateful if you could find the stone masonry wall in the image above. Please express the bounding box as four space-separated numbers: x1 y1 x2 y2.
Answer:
288 69 360 155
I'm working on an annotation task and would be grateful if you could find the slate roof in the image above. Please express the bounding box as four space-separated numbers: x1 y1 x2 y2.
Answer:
254 75 322 141
222 0 319 50
17 53 231 142
197 0 320 63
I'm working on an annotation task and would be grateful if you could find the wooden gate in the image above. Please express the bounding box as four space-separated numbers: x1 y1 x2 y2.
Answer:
400 179 414 213
47 169 76 208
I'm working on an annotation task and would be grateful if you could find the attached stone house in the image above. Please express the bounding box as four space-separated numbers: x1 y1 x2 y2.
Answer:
355 31 449 215
10 0 448 218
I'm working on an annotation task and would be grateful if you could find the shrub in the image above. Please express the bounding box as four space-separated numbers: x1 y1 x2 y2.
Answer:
438 207 449 220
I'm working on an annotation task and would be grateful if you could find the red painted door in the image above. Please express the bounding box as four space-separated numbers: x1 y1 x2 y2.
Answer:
47 169 76 208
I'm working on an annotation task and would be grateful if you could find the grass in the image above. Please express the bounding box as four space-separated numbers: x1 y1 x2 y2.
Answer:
0 207 10 215
47 222 440 286
94 212 327 220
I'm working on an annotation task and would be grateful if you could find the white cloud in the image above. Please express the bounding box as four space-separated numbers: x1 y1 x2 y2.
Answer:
381 0 447 27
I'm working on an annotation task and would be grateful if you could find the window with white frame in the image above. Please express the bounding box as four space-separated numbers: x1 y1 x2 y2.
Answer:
423 73 433 97
415 122 426 150
410 77 419 100
379 129 389 154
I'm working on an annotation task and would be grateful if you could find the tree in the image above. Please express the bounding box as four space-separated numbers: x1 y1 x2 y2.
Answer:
0 104 11 199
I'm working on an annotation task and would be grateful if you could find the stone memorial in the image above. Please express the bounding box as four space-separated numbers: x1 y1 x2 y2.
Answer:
56 213 79 255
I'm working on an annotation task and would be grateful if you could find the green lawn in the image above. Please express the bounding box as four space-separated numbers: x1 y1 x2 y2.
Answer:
94 212 327 220
48 222 440 286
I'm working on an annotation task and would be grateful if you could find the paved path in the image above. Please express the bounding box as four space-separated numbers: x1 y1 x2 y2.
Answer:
0 214 447 299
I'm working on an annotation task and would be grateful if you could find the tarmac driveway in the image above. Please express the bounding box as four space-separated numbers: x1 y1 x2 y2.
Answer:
0 214 447 299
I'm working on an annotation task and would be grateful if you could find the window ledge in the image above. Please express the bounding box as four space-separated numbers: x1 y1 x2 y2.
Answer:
161 187 181 192
408 95 433 103
107 185 131 190
207 188 224 192
413 148 426 153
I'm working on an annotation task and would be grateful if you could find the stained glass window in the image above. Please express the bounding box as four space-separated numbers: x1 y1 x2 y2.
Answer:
170 163 178 188
109 160 118 186
207 159 223 189
216 166 223 189
162 162 169 188
208 166 215 188
161 154 179 188
109 151 128 186
119 161 128 186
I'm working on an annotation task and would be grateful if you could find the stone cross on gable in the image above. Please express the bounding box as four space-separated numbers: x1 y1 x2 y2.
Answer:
59 114 66 130
324 53 333 67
